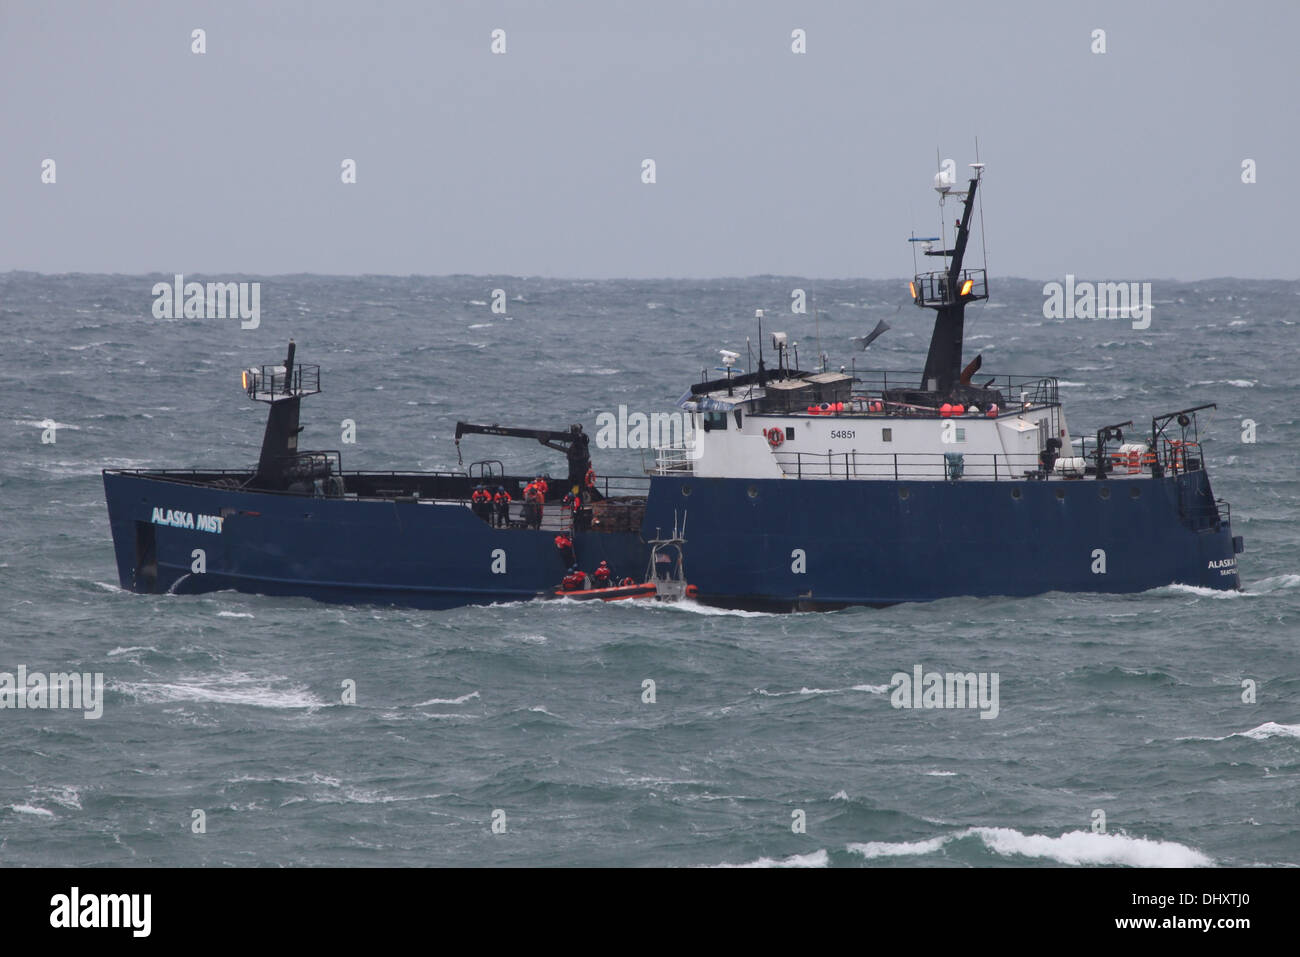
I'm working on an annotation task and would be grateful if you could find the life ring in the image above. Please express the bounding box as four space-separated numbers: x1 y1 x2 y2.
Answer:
765 427 785 448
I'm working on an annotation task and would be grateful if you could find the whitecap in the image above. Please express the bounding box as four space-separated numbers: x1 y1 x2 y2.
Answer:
413 691 480 706
966 827 1211 867
717 850 829 868
112 673 325 710
848 836 951 859
1236 721 1300 740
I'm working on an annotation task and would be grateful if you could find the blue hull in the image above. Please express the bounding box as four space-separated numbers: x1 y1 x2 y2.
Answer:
642 471 1242 608
103 469 1241 610
102 472 646 610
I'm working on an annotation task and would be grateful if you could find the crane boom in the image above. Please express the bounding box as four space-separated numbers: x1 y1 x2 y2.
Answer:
454 421 597 496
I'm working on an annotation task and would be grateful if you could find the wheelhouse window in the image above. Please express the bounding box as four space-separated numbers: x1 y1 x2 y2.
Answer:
702 412 729 432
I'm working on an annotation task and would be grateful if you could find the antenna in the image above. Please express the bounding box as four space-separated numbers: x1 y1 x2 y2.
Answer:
970 138 990 329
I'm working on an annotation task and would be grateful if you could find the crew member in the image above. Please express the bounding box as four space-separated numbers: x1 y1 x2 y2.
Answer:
471 484 493 523
584 463 605 500
565 424 591 491
561 566 587 592
523 480 544 529
554 533 576 568
563 485 586 532
592 560 613 588
492 486 512 528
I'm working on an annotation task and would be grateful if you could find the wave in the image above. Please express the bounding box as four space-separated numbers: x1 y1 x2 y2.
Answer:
1238 721 1300 740
1158 583 1245 599
1249 573 1300 594
849 827 1210 867
716 850 829 868
603 598 777 618
967 827 1211 867
657 600 778 618
1160 573 1298 599
413 691 480 706
111 673 326 710
1180 720 1300 742
848 836 950 859
755 685 888 698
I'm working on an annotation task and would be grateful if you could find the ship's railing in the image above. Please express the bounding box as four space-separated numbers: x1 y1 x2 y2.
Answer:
343 469 469 481
244 363 320 400
911 268 988 308
272 450 342 481
850 371 1058 407
772 449 1043 481
1155 438 1204 475
652 444 697 474
593 473 652 498
754 372 1060 416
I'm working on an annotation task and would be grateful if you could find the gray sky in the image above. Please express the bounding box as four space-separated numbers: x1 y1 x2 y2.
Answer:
2 0 1297 279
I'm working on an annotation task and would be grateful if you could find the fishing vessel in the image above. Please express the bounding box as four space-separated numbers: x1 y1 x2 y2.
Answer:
103 162 1244 610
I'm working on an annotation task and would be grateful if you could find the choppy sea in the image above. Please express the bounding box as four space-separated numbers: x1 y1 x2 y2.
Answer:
1 273 1297 867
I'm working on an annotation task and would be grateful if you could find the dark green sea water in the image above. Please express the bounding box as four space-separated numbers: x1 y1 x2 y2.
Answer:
2 274 1297 866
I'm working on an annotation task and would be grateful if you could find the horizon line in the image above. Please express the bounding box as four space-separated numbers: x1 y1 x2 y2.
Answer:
4 270 1298 284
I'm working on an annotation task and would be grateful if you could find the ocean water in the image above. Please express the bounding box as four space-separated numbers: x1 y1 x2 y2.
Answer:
1 273 1298 867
